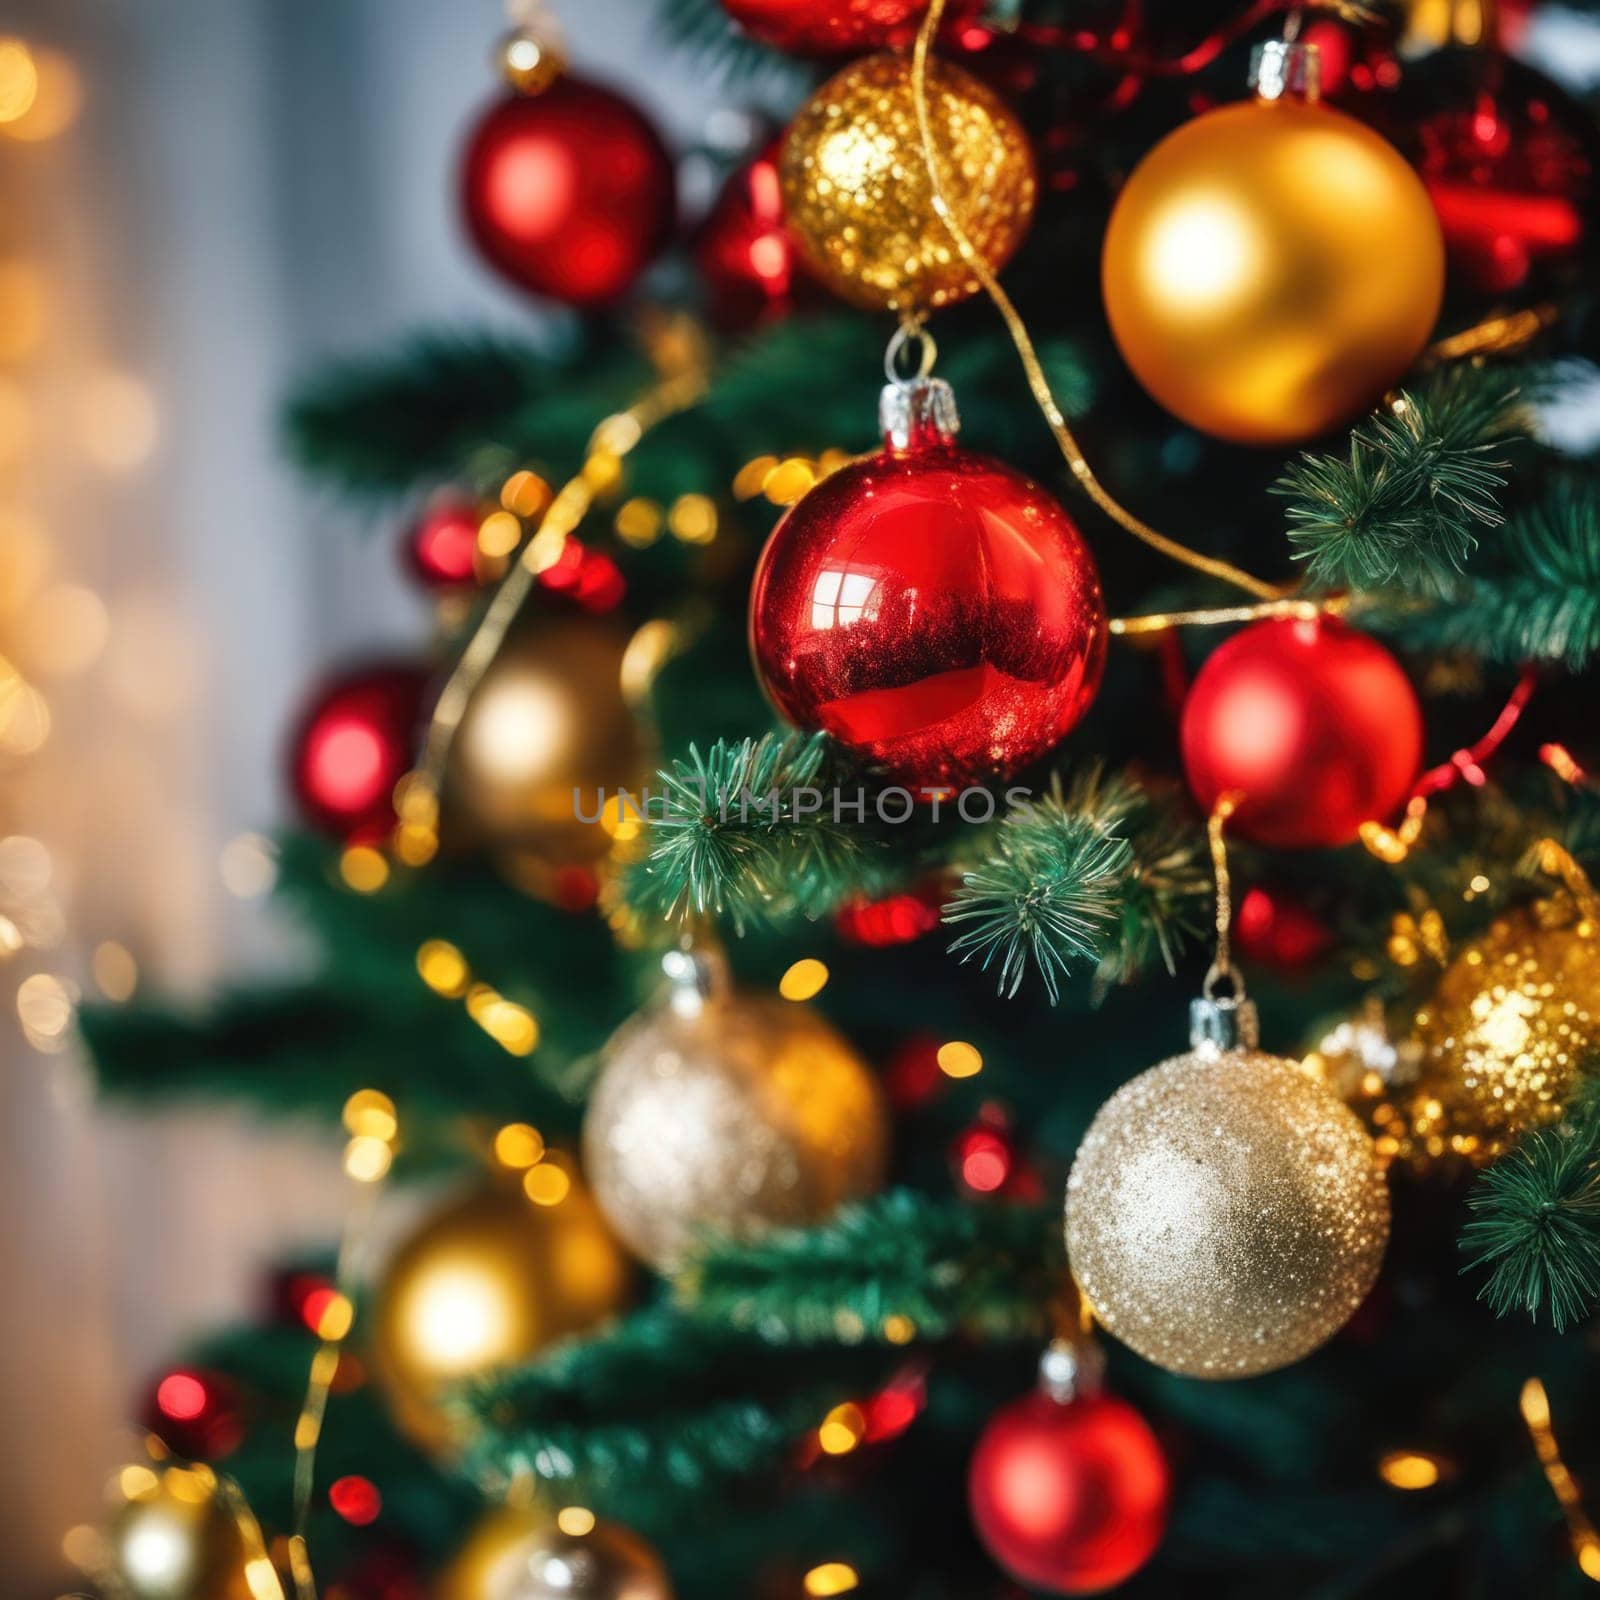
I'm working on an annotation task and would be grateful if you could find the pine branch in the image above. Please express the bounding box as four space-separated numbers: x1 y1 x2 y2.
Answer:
656 0 807 83
1277 367 1522 594
676 1190 1060 1345
1376 481 1600 669
458 1307 896 1513
1460 1109 1600 1332
614 733 887 933
943 768 1207 1003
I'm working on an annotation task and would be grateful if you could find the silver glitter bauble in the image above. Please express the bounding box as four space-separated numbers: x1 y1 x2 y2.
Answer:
1066 992 1390 1378
583 948 888 1271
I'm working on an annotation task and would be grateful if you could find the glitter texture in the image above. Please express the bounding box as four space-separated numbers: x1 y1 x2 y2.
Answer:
584 989 887 1271
779 51 1036 313
1066 1047 1390 1378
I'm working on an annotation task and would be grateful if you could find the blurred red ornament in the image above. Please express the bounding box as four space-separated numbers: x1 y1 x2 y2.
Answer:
329 1475 383 1527
1234 885 1334 971
536 536 626 612
271 1268 337 1329
719 0 937 54
142 1368 244 1461
1180 618 1422 850
290 664 429 842
969 1382 1168 1594
835 879 945 946
1299 17 1402 101
460 78 675 307
695 140 810 329
750 377 1106 790
885 1033 945 1109
405 496 482 590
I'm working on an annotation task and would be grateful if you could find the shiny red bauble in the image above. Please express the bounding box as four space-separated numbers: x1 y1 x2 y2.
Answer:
969 1390 1169 1594
460 79 675 307
290 663 430 841
1181 618 1422 850
405 495 481 589
694 140 809 330
720 0 935 54
750 397 1106 790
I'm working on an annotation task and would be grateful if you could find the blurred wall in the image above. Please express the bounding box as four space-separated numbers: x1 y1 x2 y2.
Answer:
0 1 712 1589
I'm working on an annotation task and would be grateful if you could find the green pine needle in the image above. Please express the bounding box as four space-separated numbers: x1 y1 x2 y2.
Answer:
1277 367 1522 595
944 769 1206 1003
1461 1115 1600 1331
656 0 807 82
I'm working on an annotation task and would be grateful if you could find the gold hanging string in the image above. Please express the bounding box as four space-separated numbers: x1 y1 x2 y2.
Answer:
1110 595 1347 636
1520 1378 1600 1583
1206 793 1243 984
908 0 1283 603
394 359 707 864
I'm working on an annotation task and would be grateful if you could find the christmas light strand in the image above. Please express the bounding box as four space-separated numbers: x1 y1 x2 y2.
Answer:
1520 1377 1600 1584
1110 596 1343 636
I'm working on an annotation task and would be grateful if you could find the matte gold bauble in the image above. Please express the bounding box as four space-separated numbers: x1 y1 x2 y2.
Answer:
446 616 649 870
1067 993 1390 1378
1101 62 1444 445
583 948 888 1271
372 1174 634 1451
447 1511 673 1600
1410 893 1600 1158
780 51 1036 313
104 1465 252 1600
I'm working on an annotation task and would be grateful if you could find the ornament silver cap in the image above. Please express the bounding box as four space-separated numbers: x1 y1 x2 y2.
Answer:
662 942 729 1018
880 323 959 449
1190 964 1260 1054
1250 39 1322 104
1038 1337 1104 1403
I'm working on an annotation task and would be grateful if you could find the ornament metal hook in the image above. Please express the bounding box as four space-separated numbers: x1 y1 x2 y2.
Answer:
885 320 939 385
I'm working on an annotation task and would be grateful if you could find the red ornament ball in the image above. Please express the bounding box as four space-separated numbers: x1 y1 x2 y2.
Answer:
405 495 481 589
142 1368 245 1461
750 384 1106 790
720 0 935 54
969 1389 1169 1594
290 663 429 841
694 140 809 330
460 78 675 307
1181 618 1422 850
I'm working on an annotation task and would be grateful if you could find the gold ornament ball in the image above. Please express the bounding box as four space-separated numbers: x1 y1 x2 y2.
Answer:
104 1465 252 1600
583 950 888 1271
446 616 650 870
780 51 1037 314
1101 94 1445 445
446 1510 673 1600
1066 1002 1390 1378
372 1174 635 1451
1411 896 1600 1154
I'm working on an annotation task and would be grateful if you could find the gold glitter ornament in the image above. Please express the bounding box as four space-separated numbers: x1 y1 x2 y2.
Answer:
102 1464 253 1600
1410 891 1600 1154
779 51 1037 314
1066 987 1390 1378
439 1507 673 1600
583 946 888 1271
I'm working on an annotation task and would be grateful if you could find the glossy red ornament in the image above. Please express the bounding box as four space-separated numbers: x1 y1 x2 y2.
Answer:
460 78 675 307
142 1368 245 1461
969 1386 1168 1594
405 495 481 590
1234 885 1334 970
1180 618 1422 850
834 878 945 946
750 378 1106 790
720 0 936 54
694 140 809 330
290 663 430 841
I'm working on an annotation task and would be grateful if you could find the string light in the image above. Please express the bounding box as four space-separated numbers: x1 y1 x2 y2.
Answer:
779 958 830 1001
493 1122 546 1169
1521 1378 1600 1582
937 1040 983 1079
1377 1450 1449 1489
818 1402 867 1455
556 1507 596 1537
804 1562 861 1596
220 834 277 898
338 845 389 893
91 939 138 1001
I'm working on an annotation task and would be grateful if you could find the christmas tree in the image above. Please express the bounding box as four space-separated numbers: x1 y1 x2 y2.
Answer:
72 1 1600 1596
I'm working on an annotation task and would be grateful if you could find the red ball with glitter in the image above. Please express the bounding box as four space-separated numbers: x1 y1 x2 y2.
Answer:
969 1381 1168 1593
290 663 429 841
720 0 937 54
750 374 1106 790
1181 617 1422 850
142 1368 245 1461
405 495 481 590
694 140 809 330
461 78 675 307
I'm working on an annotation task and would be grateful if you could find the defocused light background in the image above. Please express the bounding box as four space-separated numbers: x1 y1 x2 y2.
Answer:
0 2 710 1588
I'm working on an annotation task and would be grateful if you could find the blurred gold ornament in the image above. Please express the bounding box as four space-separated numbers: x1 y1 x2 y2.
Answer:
1101 42 1444 446
371 1172 634 1451
1398 0 1499 56
103 1465 253 1600
445 616 649 871
779 51 1036 314
583 947 888 1271
1067 990 1390 1378
445 1509 673 1600
1409 891 1600 1157
1303 997 1421 1103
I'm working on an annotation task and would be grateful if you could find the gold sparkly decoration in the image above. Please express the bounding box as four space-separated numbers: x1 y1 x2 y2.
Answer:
583 947 888 1271
1066 992 1390 1378
1410 893 1600 1157
443 1510 674 1600
444 616 649 871
779 51 1036 314
371 1174 634 1451
103 1464 254 1600
1101 43 1444 446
